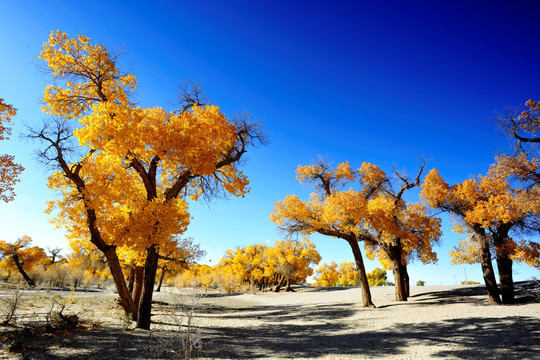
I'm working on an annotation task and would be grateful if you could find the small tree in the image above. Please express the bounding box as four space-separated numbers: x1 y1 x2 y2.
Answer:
367 267 390 286
266 238 321 292
0 236 48 286
0 98 24 203
312 262 340 287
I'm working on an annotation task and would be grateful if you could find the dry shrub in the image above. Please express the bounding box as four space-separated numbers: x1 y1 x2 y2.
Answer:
0 288 24 326
140 288 207 359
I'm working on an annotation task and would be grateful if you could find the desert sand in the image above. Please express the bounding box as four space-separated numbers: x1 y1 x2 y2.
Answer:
1 282 539 359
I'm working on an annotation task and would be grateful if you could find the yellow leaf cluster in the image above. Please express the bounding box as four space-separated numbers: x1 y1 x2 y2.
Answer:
0 98 24 203
273 161 442 271
40 31 253 271
312 262 339 287
39 31 136 118
422 165 540 268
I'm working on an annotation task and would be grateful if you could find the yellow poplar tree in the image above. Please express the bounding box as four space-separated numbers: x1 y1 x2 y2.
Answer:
0 236 48 286
421 162 540 304
271 159 441 305
312 262 339 287
338 262 359 286
265 238 321 292
271 160 376 307
0 99 24 203
32 31 263 329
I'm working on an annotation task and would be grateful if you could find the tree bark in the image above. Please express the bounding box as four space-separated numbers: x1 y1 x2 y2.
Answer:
132 266 144 309
11 254 35 287
285 278 295 292
127 266 135 295
347 238 376 308
156 268 167 292
389 243 408 301
102 246 138 319
273 275 285 292
495 245 515 304
403 265 410 298
136 245 159 329
477 233 501 304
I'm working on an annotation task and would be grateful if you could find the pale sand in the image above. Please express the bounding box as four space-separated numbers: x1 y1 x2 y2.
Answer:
189 284 540 359
1 283 539 359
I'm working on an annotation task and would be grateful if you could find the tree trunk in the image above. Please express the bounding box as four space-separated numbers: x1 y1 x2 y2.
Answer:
132 266 144 309
347 238 376 308
156 268 167 292
285 278 295 292
403 265 410 298
102 246 138 319
477 233 501 304
495 245 514 304
127 266 135 295
273 275 285 292
389 243 408 301
11 254 35 287
136 245 159 330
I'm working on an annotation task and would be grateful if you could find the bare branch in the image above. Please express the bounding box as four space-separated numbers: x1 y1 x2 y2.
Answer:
173 80 209 114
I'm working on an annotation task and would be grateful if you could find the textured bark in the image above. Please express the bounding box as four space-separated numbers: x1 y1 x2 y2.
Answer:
127 267 135 295
156 268 167 292
285 278 295 292
273 275 285 292
403 265 410 298
136 245 160 329
102 246 138 319
11 254 35 287
477 233 501 304
347 238 375 308
132 266 144 309
495 246 515 304
390 243 408 301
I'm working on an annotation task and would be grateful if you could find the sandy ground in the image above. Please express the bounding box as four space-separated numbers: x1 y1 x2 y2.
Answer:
1 282 539 359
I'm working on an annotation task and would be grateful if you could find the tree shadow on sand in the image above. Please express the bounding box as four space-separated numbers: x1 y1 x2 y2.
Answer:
202 315 539 359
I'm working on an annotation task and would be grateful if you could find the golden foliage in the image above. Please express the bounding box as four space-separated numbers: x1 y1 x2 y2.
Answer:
175 239 320 292
39 31 254 275
312 262 340 287
421 164 540 268
0 236 48 274
0 98 24 203
272 160 441 270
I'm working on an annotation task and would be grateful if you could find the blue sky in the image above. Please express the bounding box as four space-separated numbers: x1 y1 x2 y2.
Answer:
0 1 539 285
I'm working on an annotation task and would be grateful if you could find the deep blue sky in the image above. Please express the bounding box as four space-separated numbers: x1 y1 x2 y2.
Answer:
1 1 539 285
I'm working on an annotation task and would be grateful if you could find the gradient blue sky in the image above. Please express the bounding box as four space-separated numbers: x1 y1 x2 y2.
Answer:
1 1 539 285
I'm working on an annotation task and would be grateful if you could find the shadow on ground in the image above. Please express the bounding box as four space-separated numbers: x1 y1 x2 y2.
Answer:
5 282 540 359
201 315 539 359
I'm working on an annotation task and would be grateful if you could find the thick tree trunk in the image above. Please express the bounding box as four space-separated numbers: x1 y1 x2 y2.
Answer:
389 243 408 301
285 278 295 292
11 254 35 287
495 246 514 304
132 266 144 309
273 275 285 292
156 268 167 292
477 234 501 304
347 238 376 308
136 245 159 330
102 246 138 319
